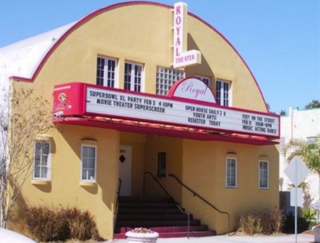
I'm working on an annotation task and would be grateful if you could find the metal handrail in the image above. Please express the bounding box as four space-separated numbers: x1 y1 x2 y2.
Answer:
169 173 230 236
143 172 190 237
143 172 172 198
113 178 122 240
116 178 122 210
176 204 190 239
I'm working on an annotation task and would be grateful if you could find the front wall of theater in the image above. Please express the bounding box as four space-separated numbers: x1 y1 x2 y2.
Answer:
10 3 278 239
181 140 279 233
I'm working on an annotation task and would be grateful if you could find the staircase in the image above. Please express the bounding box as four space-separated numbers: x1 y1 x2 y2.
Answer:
113 196 216 239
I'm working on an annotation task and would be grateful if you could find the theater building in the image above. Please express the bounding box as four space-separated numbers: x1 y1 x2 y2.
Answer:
0 1 280 239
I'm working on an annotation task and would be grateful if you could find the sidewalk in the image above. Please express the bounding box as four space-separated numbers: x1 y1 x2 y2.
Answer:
105 234 314 243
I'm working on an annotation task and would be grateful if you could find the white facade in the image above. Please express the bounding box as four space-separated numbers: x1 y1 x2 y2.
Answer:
279 107 320 207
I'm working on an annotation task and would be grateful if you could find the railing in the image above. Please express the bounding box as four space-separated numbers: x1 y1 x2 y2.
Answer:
143 172 190 238
143 172 172 198
169 173 230 236
116 178 122 210
176 204 190 239
113 178 122 240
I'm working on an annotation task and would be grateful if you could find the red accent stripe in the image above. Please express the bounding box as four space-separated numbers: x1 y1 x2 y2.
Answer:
53 116 277 146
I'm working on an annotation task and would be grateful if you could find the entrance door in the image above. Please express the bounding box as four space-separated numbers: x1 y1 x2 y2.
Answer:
119 145 132 196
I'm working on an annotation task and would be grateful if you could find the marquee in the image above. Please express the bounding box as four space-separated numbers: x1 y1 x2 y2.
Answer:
53 78 280 145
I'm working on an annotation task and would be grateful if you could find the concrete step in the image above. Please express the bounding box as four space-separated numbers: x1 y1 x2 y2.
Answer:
114 196 216 239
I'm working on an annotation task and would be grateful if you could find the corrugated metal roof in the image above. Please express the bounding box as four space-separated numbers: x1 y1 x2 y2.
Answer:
0 22 75 80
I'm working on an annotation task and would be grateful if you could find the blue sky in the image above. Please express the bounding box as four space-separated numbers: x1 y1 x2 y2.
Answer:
1 0 319 114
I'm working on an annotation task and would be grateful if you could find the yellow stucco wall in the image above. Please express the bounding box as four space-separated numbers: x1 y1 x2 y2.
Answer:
144 136 183 201
181 140 279 234
9 121 119 239
27 2 266 112
8 2 278 239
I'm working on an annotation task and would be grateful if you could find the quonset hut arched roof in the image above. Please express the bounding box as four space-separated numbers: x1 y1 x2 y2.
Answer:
0 23 76 80
0 1 268 111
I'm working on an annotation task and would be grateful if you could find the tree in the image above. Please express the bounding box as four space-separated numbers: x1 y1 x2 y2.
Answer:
0 87 53 228
266 103 277 114
283 134 320 201
305 100 320 109
266 103 270 111
279 110 287 116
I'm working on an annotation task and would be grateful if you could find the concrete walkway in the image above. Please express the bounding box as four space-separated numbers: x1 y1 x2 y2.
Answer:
105 234 315 243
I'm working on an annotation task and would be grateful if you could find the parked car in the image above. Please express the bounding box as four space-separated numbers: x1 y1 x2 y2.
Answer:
0 228 36 243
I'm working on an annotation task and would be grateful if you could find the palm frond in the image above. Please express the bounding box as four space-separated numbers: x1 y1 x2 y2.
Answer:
283 135 320 174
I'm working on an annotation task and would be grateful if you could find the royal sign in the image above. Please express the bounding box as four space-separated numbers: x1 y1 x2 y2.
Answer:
168 77 216 103
173 2 201 68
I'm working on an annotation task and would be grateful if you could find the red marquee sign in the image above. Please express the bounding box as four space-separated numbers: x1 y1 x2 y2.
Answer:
53 79 280 145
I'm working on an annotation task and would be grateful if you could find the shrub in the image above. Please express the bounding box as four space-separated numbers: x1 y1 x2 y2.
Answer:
237 208 284 235
25 205 101 242
25 205 67 241
282 214 310 233
63 208 100 241
238 211 260 235
260 207 284 234
302 208 317 224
